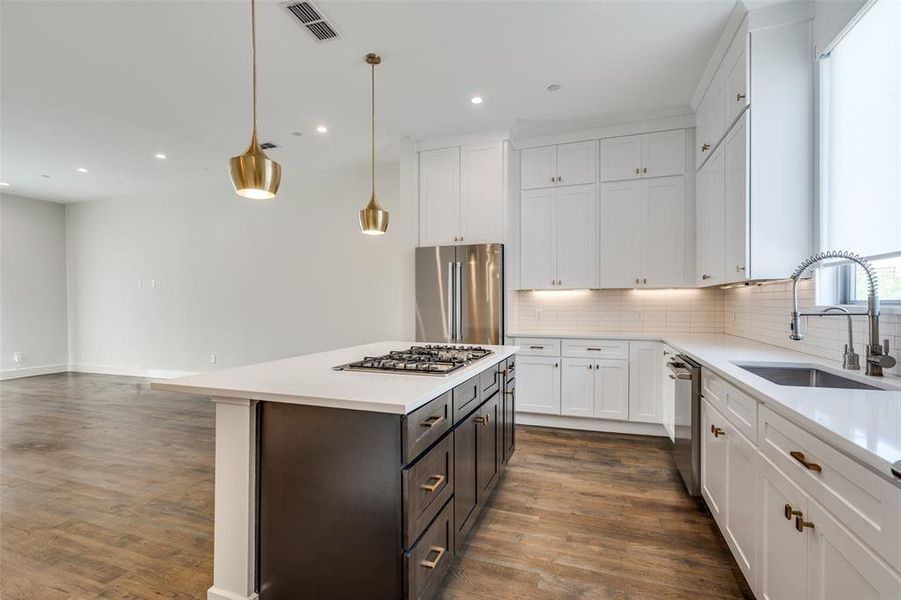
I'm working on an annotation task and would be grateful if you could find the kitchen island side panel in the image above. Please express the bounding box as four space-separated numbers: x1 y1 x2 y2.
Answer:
258 402 404 600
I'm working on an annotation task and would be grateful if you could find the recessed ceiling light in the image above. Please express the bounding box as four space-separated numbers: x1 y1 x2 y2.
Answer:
0 182 9 187
155 153 167 160
316 125 328 133
547 84 561 92
470 96 483 104
77 167 88 173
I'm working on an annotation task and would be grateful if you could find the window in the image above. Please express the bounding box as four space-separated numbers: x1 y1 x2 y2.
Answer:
820 0 901 302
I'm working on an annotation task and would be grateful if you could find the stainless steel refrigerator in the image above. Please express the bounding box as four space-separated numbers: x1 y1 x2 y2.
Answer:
415 244 503 345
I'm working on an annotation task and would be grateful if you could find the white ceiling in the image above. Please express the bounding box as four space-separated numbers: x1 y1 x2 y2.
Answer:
1 0 734 203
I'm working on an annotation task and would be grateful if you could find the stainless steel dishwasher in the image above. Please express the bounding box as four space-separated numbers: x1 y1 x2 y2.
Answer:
666 354 701 496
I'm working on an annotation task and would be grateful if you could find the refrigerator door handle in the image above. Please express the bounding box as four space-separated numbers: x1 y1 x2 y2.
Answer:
446 261 455 341
455 260 463 342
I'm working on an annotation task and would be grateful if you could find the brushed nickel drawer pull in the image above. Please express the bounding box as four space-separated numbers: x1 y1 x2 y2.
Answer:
784 503 802 521
420 415 445 429
420 546 446 569
795 516 815 532
790 451 822 472
420 474 445 493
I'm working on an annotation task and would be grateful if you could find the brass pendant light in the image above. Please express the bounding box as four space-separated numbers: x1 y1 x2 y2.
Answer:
359 53 389 235
229 0 281 200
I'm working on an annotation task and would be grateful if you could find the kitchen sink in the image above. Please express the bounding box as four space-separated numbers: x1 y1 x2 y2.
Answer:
734 363 885 390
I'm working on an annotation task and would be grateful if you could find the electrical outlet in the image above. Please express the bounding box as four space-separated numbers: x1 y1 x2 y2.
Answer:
209 354 217 365
730 311 736 323
12 352 22 365
137 279 144 288
634 308 643 320
536 308 543 320
150 278 157 288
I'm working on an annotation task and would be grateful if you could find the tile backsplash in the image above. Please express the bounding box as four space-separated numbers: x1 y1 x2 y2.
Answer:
509 279 900 376
511 288 725 335
724 278 901 376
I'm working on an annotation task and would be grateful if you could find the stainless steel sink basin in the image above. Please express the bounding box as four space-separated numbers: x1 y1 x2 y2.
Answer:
735 363 883 390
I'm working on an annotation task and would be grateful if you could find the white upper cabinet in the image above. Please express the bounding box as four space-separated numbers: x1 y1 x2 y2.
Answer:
520 141 596 189
419 147 460 247
600 176 687 288
600 130 685 182
556 141 597 186
723 29 749 126
520 185 597 290
695 145 726 286
419 141 504 246
723 112 749 280
599 136 642 182
520 188 557 289
695 72 726 170
460 142 504 245
520 145 557 190
555 185 598 289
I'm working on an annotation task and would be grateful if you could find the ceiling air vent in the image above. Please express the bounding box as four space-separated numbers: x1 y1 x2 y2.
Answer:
260 141 279 150
282 2 341 42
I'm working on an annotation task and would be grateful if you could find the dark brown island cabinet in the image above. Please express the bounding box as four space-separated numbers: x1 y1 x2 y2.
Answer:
258 354 516 600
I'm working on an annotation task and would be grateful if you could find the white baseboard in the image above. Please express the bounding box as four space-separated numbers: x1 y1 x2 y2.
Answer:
67 364 198 379
517 412 667 437
0 363 69 380
207 587 258 600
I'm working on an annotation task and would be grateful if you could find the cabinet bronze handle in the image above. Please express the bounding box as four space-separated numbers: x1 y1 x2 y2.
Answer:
784 504 802 520
736 93 746 101
790 451 822 472
635 168 640 175
420 546 446 569
701 143 711 152
710 424 724 438
474 415 489 425
529 345 545 349
669 374 676 380
504 389 515 395
420 415 445 429
420 474 445 493
795 516 815 532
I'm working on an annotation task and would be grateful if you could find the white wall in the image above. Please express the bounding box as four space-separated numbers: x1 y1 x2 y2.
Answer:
0 193 69 376
66 162 416 376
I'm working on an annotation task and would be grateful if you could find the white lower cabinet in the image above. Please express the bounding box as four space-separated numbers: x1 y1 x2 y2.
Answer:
516 356 560 415
702 371 901 600
628 342 662 423
561 358 629 420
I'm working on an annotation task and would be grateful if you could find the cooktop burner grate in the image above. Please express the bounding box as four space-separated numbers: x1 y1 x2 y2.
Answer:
334 345 493 376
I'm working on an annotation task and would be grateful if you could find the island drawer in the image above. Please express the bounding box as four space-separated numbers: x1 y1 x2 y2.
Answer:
403 434 454 548
479 365 500 400
405 498 454 600
452 375 481 423
759 406 901 570
403 391 452 464
702 370 758 442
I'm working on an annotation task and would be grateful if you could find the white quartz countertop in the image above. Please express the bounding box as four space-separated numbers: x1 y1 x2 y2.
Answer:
512 331 901 483
151 342 518 415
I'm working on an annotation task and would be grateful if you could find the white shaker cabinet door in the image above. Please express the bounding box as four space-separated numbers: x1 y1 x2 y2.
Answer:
723 113 749 280
556 140 597 186
520 189 557 289
642 177 687 288
419 147 460 246
555 185 598 289
516 356 561 415
723 30 749 126
520 146 557 190
600 135 641 182
759 456 808 600
695 146 726 286
807 500 901 600
723 423 759 594
641 130 685 179
460 142 503 245
599 181 641 288
628 342 662 424
593 360 629 421
701 399 728 526
561 358 595 417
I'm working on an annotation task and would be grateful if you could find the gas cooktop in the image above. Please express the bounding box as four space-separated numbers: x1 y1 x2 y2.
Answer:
333 345 493 376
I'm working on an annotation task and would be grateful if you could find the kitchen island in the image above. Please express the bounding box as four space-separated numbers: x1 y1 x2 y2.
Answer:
152 342 518 600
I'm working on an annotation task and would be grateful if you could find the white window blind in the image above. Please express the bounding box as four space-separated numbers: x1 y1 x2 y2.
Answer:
822 0 901 259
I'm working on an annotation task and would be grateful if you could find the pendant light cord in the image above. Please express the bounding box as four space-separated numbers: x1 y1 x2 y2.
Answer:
370 60 376 196
251 0 258 136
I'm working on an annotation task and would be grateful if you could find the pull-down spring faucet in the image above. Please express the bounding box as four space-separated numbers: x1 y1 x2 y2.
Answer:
790 250 896 376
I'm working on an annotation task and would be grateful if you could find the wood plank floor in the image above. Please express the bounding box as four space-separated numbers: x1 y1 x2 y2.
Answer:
1 373 749 599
